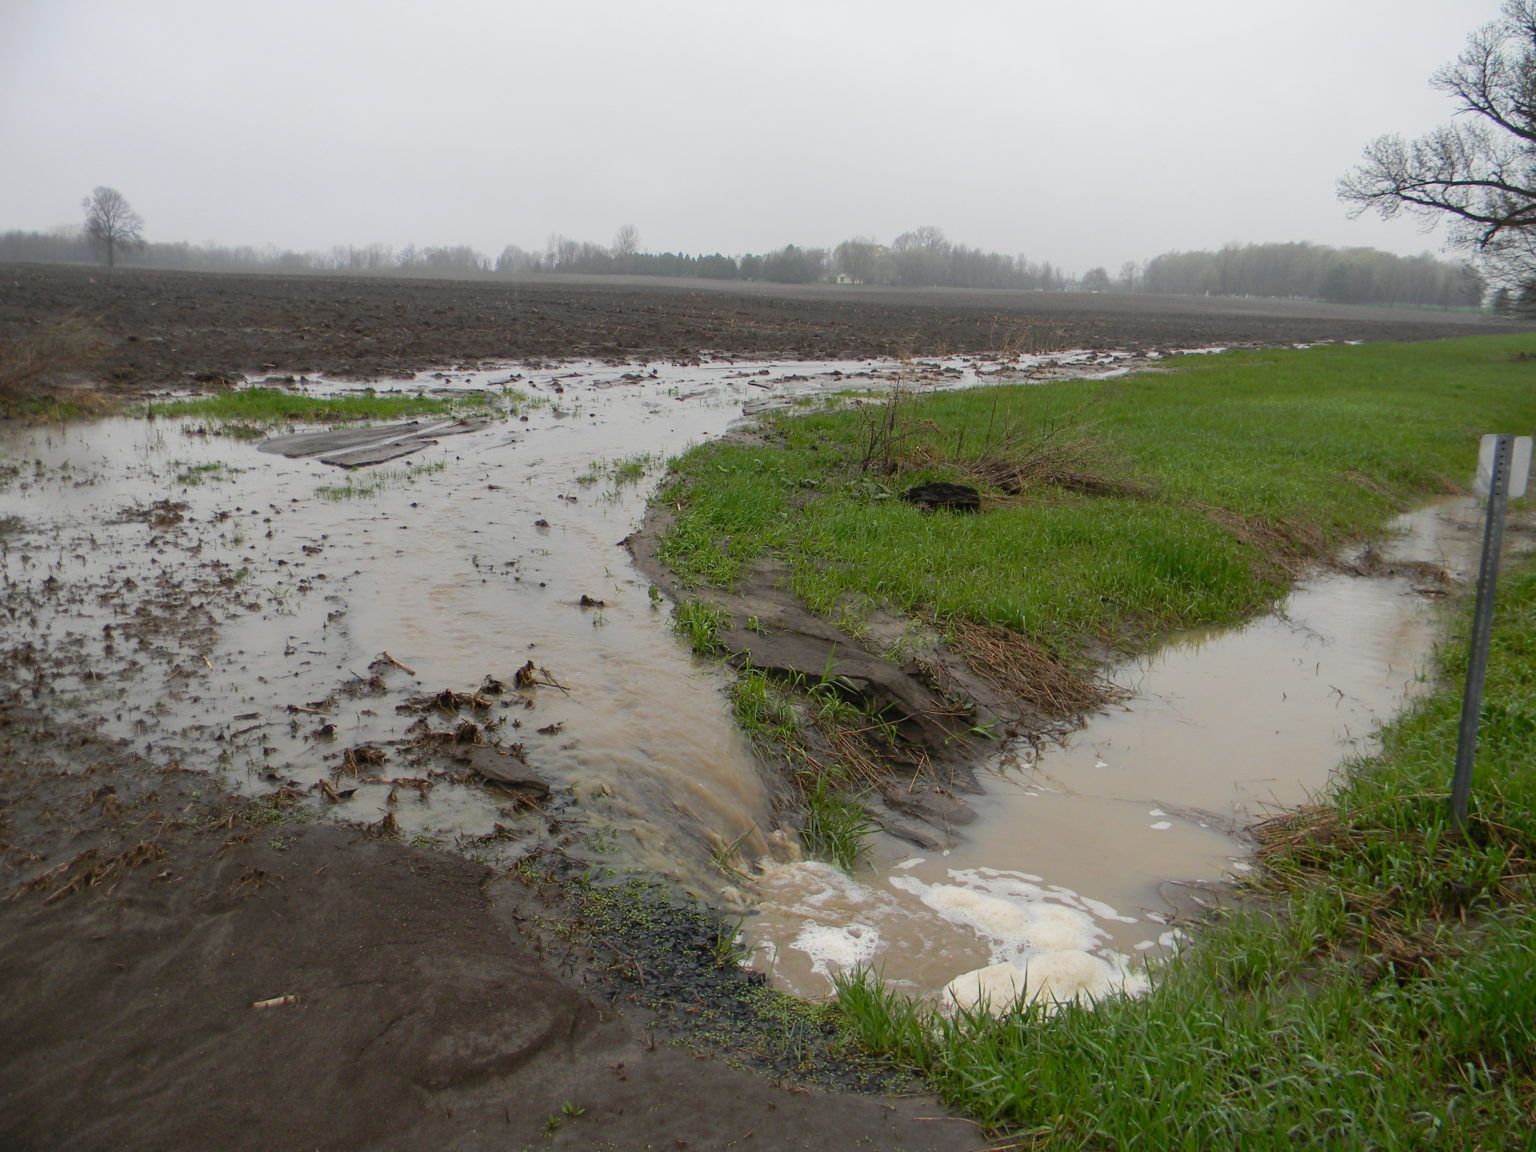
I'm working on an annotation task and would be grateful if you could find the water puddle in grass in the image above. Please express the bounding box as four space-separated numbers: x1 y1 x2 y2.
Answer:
0 350 1122 894
746 497 1493 1004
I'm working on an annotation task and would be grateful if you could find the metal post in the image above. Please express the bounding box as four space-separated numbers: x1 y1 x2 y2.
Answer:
1450 434 1513 832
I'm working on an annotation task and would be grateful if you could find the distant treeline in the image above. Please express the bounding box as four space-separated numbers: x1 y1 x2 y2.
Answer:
0 225 1487 309
1140 242 1484 309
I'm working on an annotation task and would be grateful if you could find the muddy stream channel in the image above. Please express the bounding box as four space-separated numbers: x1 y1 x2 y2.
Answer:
0 353 1484 1011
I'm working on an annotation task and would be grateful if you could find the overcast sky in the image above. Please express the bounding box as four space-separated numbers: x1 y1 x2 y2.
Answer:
0 0 1509 274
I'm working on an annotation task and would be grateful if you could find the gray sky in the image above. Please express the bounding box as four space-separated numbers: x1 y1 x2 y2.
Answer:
0 0 1508 274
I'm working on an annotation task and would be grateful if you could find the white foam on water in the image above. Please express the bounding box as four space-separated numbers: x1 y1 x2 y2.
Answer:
791 922 883 978
881 864 1149 1013
891 873 1103 957
1081 897 1138 925
750 859 909 983
944 953 1149 1012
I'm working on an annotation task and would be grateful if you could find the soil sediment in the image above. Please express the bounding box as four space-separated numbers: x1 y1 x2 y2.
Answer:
0 710 975 1152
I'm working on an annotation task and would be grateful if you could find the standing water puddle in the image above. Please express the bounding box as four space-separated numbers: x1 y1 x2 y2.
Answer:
0 352 1483 1007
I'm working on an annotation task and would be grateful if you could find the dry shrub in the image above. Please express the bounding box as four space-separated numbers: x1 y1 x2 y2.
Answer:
915 396 1153 499
946 619 1122 718
0 314 108 395
985 320 1078 358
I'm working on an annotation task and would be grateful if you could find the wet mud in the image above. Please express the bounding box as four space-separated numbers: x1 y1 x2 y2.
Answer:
0 708 977 1152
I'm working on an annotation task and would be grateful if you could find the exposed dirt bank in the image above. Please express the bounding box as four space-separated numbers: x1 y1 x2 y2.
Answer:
2 261 1520 393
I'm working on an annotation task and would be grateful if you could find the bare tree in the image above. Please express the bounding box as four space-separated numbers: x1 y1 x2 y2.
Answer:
1340 2 1536 282
81 186 144 268
612 224 641 257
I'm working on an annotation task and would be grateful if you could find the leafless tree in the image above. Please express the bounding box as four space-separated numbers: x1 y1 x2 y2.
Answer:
612 224 641 257
81 186 144 268
1340 1 1536 283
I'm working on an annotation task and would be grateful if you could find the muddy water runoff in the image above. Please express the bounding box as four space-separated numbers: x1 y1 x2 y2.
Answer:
752 501 1485 1006
0 353 1479 1009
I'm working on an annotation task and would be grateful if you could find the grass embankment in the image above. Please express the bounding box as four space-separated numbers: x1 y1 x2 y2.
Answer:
658 335 1536 1144
661 337 1531 656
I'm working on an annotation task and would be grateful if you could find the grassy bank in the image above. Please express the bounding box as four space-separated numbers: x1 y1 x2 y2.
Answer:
834 554 1536 1149
660 336 1533 660
655 335 1535 1143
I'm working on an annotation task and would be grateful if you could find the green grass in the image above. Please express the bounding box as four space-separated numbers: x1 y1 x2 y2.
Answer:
659 335 1535 657
314 459 445 500
672 597 731 655
140 385 502 430
729 666 799 743
172 460 240 486
833 554 1536 1149
799 774 875 872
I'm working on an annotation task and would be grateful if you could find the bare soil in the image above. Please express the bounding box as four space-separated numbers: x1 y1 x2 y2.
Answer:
1 261 1518 393
0 262 1521 1152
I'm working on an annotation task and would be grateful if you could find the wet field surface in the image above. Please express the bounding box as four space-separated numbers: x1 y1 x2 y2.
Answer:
0 353 1492 1012
2 261 1516 390
1 353 1141 891
5 270 1526 1150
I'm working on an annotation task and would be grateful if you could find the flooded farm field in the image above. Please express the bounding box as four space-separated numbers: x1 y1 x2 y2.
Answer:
0 353 1135 892
1 349 1492 1016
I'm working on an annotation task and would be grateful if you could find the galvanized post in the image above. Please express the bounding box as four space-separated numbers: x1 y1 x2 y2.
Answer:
1450 435 1514 832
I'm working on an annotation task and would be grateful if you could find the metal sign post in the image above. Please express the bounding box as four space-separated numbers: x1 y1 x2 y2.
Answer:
1450 433 1532 831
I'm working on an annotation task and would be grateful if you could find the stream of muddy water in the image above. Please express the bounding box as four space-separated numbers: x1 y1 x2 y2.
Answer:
748 501 1487 1006
0 351 1485 1011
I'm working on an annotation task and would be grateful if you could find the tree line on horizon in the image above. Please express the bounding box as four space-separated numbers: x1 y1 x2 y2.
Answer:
0 216 1487 311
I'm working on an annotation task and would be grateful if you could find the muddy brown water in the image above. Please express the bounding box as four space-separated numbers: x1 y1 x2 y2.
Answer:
0 352 1486 1009
2 353 1123 891
748 500 1490 1004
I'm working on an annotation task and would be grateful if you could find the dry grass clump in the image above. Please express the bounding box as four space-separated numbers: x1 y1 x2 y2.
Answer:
1250 799 1536 970
913 395 1153 500
946 618 1122 718
1195 504 1332 579
0 314 108 396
